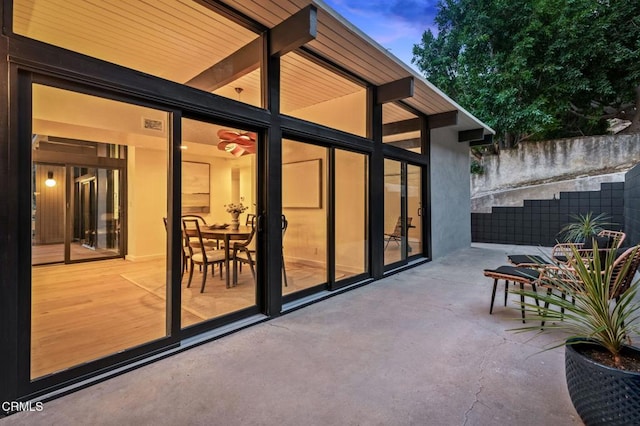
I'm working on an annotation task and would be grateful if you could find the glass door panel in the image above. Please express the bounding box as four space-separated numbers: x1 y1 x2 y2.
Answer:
180 118 258 328
70 167 122 261
31 84 168 379
407 164 422 257
384 160 423 268
282 139 328 295
384 159 405 265
335 149 368 280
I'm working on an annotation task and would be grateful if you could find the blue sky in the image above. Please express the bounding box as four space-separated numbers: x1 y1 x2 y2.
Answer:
322 0 439 71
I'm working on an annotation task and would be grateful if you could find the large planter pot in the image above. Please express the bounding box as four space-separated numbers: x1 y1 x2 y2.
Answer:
565 342 640 425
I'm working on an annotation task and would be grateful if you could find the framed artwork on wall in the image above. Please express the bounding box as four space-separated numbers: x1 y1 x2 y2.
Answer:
182 161 210 213
282 159 322 208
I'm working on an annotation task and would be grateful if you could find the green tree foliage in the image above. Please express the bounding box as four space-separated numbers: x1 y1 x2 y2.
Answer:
413 0 640 147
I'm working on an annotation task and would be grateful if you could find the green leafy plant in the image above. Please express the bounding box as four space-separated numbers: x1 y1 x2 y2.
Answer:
558 212 613 243
514 244 640 368
470 160 485 175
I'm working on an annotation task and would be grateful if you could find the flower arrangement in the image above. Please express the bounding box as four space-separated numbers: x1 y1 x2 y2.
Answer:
225 203 249 214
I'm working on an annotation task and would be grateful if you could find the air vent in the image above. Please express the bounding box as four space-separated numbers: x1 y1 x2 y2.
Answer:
143 118 164 131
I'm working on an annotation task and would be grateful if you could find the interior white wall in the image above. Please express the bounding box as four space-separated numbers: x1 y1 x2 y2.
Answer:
127 146 167 260
429 127 471 259
282 141 328 267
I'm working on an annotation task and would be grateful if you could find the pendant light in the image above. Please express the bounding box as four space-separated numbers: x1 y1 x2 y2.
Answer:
45 171 57 187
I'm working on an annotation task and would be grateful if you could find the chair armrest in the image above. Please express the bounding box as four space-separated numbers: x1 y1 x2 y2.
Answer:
552 243 585 263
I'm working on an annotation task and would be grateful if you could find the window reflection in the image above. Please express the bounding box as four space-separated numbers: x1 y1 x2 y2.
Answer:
407 165 423 256
282 140 328 293
30 85 168 379
382 103 422 154
180 118 258 327
281 52 367 137
335 150 369 279
384 159 405 265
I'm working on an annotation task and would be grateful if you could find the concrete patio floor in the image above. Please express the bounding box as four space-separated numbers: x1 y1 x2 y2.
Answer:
1 243 581 425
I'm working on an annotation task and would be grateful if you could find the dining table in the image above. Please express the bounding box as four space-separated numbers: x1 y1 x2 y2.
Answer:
201 225 252 288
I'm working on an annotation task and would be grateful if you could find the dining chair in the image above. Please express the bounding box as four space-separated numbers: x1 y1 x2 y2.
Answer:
384 216 413 250
182 218 226 293
232 215 289 287
163 217 188 278
232 215 257 285
245 213 257 226
181 214 220 249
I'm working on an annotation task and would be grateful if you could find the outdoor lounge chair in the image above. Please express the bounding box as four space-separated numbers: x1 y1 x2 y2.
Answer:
483 265 541 323
488 243 640 325
507 229 626 266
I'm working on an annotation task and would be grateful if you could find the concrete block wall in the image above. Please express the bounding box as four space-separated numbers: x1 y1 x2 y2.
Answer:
472 182 625 246
624 163 640 246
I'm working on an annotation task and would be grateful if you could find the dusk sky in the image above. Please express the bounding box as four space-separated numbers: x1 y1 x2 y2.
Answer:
322 0 439 72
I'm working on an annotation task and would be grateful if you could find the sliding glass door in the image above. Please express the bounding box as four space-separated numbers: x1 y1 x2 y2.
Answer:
180 117 260 328
30 83 168 380
281 140 370 298
384 159 424 269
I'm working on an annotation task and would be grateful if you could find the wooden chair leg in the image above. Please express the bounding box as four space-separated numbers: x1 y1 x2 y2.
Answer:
200 264 208 293
187 260 195 288
490 278 498 314
247 254 256 282
531 284 540 307
520 282 526 323
504 280 509 306
282 253 288 287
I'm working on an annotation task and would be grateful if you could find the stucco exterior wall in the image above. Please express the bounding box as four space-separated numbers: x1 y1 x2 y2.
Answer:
471 134 640 198
430 127 471 259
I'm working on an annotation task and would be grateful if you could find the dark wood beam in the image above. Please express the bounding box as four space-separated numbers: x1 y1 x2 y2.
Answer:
384 137 421 149
186 5 317 92
377 77 414 104
383 118 420 136
469 134 494 147
458 128 485 143
185 38 262 92
427 110 458 129
270 5 317 57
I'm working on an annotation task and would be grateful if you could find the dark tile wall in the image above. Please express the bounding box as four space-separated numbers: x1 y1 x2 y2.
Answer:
472 182 625 246
624 164 640 246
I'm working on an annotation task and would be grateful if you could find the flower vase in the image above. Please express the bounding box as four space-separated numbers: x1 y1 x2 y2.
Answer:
230 212 240 230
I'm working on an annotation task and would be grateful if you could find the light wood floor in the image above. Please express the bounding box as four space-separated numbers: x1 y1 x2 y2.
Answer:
32 242 121 264
30 256 336 379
